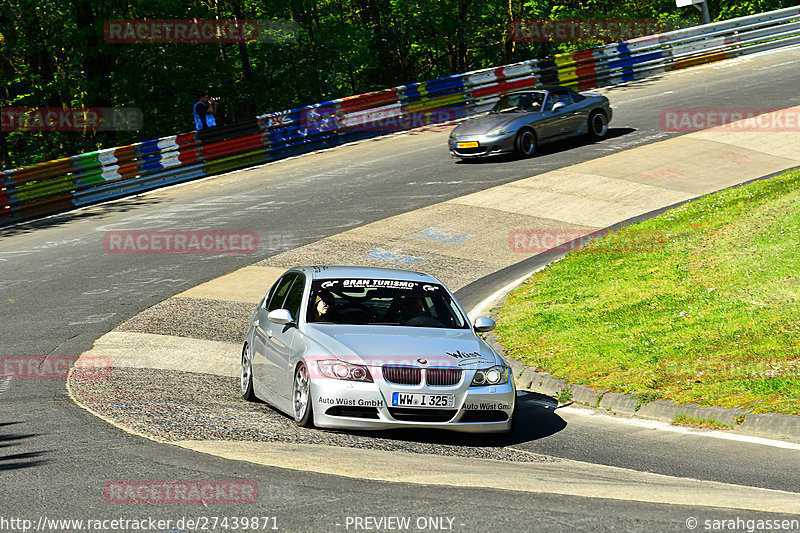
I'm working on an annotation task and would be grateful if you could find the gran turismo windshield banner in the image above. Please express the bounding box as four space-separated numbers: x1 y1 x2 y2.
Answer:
319 279 443 292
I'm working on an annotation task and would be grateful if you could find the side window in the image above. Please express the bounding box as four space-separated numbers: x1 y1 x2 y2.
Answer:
282 275 306 319
567 88 585 102
545 91 570 110
267 274 298 312
551 91 571 106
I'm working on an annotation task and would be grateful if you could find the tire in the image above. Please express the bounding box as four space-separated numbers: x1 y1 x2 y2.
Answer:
588 111 608 140
292 362 314 427
513 128 537 157
506 399 519 436
240 343 257 402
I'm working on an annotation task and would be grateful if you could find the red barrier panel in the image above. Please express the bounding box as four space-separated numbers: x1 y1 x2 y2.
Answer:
340 88 399 114
472 76 537 99
200 133 266 161
574 50 599 90
5 159 74 186
114 145 137 161
0 187 10 213
116 160 140 180
176 132 198 148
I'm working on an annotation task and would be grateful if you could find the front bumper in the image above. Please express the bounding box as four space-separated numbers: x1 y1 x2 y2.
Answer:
448 133 516 158
310 376 516 433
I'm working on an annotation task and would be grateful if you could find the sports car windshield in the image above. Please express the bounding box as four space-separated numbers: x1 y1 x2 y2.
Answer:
491 92 546 113
306 278 469 328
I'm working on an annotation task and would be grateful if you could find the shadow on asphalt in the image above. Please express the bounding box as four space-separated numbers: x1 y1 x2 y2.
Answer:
0 196 159 237
0 422 50 470
347 390 566 449
453 127 637 164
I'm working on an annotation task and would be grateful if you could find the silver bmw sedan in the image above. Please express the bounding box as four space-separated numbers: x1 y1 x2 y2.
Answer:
241 265 516 433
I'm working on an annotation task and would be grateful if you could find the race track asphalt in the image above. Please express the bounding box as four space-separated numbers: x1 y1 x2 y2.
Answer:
2 46 799 531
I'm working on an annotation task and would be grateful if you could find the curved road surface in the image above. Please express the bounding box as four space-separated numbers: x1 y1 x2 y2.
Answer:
2 47 800 531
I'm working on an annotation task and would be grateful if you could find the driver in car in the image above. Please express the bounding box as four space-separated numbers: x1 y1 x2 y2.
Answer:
399 296 425 322
313 290 338 322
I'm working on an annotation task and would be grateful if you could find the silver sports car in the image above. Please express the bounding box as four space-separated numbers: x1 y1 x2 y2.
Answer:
449 85 612 158
241 266 516 433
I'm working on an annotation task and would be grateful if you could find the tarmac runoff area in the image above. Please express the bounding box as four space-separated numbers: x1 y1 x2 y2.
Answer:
69 107 800 511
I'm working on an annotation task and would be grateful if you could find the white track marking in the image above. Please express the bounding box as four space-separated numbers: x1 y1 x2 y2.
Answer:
561 405 800 450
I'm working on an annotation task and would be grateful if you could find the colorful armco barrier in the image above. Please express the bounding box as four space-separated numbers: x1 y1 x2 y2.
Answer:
2 6 799 226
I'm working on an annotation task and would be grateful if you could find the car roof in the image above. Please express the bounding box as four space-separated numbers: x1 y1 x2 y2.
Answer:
292 265 440 283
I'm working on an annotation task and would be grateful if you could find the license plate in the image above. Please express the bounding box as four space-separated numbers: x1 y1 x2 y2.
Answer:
457 141 479 149
392 392 455 408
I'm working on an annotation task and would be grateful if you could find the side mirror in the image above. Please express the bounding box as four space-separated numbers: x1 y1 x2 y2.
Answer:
473 316 496 333
267 309 294 325
551 102 566 112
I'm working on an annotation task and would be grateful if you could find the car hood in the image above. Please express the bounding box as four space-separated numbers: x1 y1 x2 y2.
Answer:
453 112 542 135
302 324 501 368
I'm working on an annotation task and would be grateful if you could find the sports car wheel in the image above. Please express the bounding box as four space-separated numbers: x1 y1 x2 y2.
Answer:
514 128 537 157
588 111 608 140
292 362 314 427
240 343 257 401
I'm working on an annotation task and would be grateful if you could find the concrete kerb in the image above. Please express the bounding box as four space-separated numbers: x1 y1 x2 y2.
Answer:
740 414 800 439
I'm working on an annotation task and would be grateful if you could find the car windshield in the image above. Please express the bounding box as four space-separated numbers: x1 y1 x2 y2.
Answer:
306 278 469 328
491 92 546 113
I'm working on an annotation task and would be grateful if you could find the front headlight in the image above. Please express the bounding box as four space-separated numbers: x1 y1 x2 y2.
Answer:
485 127 509 138
449 131 457 140
317 360 373 382
470 365 510 386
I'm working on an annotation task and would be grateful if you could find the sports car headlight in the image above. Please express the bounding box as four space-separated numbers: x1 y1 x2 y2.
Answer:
485 127 509 138
317 360 373 382
470 365 510 386
449 131 457 140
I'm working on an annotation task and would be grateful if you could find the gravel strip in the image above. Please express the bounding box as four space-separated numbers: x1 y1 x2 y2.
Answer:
71 368 556 463
117 297 253 343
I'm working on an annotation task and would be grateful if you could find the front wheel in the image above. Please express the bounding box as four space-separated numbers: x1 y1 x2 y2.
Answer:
505 399 519 436
513 128 537 158
292 362 314 427
588 111 608 140
240 344 257 402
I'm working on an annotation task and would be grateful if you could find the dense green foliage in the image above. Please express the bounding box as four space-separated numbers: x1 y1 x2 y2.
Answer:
1 0 793 169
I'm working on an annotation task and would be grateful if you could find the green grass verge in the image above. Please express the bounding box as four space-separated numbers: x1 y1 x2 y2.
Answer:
495 169 800 415
672 414 731 430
